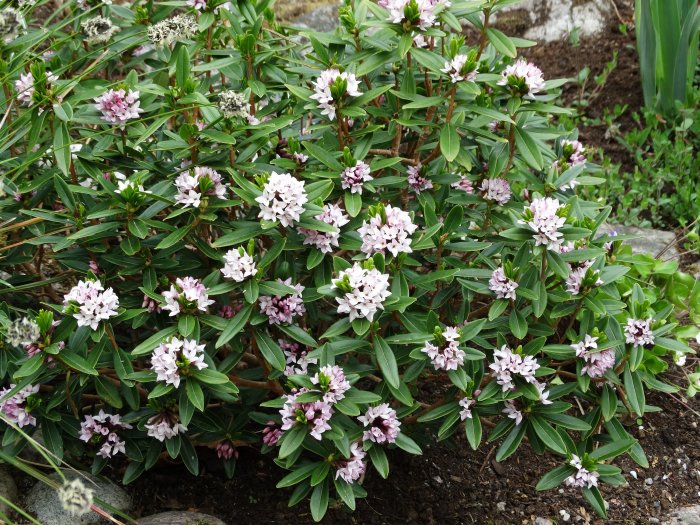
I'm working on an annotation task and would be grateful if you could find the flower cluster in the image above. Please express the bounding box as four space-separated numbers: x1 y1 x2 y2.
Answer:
174 166 228 207
145 412 188 442
298 203 349 254
406 164 433 193
380 0 438 30
161 277 214 316
63 279 120 330
565 455 599 489
459 397 475 420
422 326 465 371
259 278 306 324
262 421 283 446
340 161 373 194
489 345 540 391
441 54 477 83
94 89 143 125
624 318 655 348
79 410 132 459
358 403 401 444
81 16 119 44
572 335 615 378
114 172 150 196
221 247 257 282
334 442 366 483
281 340 317 376
522 197 567 251
280 391 334 440
147 14 198 46
565 260 603 295
151 337 208 388
556 139 586 170
480 178 511 206
503 399 523 425
332 263 391 321
359 204 417 257
451 175 474 193
15 71 58 107
310 69 361 121
256 172 308 227
5 317 40 347
218 90 250 119
497 58 545 97
488 267 518 300
0 384 39 427
311 365 351 404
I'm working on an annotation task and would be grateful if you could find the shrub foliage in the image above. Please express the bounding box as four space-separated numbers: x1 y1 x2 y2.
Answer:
0 0 696 520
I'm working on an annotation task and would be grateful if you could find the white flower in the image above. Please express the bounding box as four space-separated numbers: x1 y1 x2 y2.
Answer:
522 197 567 252
332 263 391 321
358 204 417 257
259 278 306 325
565 260 603 295
407 163 433 193
174 166 228 208
565 455 599 489
256 172 308 227
161 277 215 316
280 391 333 440
309 69 362 121
145 414 188 441
311 365 351 404
441 54 476 83
79 410 132 459
480 178 511 205
489 345 539 391
488 267 518 300
94 89 142 125
151 337 208 389
0 384 39 428
340 161 373 194
624 317 655 348
379 0 438 30
298 203 349 254
63 280 119 330
502 399 523 425
113 172 151 195
497 58 545 97
281 340 317 376
459 397 475 420
221 247 257 282
14 71 58 107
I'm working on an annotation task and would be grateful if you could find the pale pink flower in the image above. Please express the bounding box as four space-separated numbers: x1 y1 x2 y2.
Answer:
309 69 362 121
359 403 401 443
145 413 187 441
221 247 257 282
488 267 518 300
340 161 373 194
407 163 433 193
565 455 599 489
451 176 474 193
359 204 417 257
256 172 308 227
94 89 142 125
441 54 476 83
565 260 603 295
332 263 391 321
422 326 465 371
79 410 132 459
497 58 545 97
161 277 214 316
174 166 228 208
624 318 655 348
502 399 523 426
151 337 208 389
311 365 351 404
0 384 39 428
280 390 333 440
298 203 349 254
281 340 317 376
459 397 475 420
522 197 567 251
489 345 540 391
259 278 305 325
480 178 511 205
63 280 119 330
334 442 366 483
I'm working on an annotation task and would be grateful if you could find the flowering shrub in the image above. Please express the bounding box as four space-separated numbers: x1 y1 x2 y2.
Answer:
0 0 697 521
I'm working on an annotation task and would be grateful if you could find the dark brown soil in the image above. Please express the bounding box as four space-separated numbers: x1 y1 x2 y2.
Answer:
124 386 700 525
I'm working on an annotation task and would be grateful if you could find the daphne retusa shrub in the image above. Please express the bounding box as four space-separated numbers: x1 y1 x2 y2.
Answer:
0 0 696 520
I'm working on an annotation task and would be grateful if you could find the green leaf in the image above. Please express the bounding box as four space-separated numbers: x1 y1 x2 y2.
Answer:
464 415 482 450
53 175 76 213
496 422 526 461
509 309 528 339
255 332 286 372
374 337 400 389
623 367 645 416
185 380 205 411
53 120 71 177
536 465 575 491
368 445 390 478
440 123 460 162
216 304 253 348
95 377 122 409
175 45 191 89
530 416 567 455
310 480 329 522
582 486 607 518
178 315 196 337
58 351 98 375
132 326 178 356
344 191 362 217
279 425 307 459
514 126 543 170
394 433 422 455
487 28 517 58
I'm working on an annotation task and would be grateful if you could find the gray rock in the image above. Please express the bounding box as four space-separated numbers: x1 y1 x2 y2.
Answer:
664 505 700 525
0 465 19 517
136 511 228 525
24 470 131 525
599 224 680 261
533 518 554 525
493 0 612 42
291 3 339 32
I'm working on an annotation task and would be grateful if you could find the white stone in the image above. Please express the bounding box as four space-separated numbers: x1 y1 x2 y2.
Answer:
136 511 228 525
664 505 700 525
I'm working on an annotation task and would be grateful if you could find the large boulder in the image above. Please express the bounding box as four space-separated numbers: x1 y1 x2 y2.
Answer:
136 511 228 525
0 465 19 517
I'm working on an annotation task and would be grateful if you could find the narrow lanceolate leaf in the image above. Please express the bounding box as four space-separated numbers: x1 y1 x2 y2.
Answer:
374 336 400 389
216 304 253 348
440 123 460 162
486 28 517 58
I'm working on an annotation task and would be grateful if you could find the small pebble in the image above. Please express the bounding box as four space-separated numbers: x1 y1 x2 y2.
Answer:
646 478 654 485
496 501 506 512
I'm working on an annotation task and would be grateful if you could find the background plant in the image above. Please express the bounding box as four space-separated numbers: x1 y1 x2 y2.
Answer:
0 0 697 522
